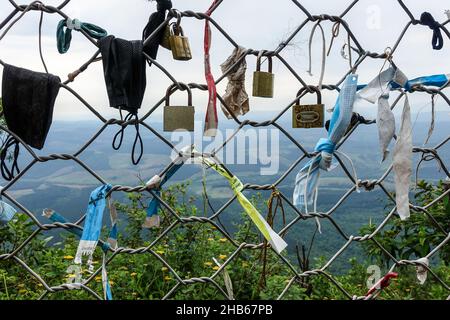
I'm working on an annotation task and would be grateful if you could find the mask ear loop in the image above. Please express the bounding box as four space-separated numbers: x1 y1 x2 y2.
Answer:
307 21 326 90
38 10 48 73
112 109 144 165
112 108 126 151
0 136 20 181
131 114 143 165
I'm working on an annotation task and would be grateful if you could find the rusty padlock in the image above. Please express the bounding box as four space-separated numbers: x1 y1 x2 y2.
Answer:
168 18 192 61
292 86 324 128
252 51 274 98
164 83 195 132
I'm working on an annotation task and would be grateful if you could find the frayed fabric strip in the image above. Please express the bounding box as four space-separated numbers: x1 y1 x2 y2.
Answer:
203 0 219 137
393 96 412 220
203 158 287 254
74 240 98 264
74 184 112 265
377 94 396 162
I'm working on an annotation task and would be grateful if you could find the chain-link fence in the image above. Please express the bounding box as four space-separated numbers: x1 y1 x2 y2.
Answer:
0 0 449 300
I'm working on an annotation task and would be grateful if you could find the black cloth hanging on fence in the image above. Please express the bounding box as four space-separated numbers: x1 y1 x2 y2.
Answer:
99 35 147 113
142 0 172 60
419 12 444 50
1 64 61 181
98 35 146 165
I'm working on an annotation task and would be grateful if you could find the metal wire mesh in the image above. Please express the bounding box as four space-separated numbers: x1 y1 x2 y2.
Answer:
0 0 449 300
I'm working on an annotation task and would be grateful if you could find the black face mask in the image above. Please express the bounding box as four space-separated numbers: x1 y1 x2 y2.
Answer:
1 64 61 181
142 0 173 61
99 35 147 165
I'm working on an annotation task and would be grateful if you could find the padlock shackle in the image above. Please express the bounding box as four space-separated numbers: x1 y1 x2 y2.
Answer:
165 83 193 106
295 85 322 105
170 22 184 37
170 10 183 36
256 50 273 73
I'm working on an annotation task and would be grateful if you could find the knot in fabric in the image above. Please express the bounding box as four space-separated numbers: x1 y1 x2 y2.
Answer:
419 12 444 50
314 138 336 170
314 138 336 154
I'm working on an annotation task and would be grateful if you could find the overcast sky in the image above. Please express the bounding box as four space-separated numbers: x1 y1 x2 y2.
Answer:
0 0 449 122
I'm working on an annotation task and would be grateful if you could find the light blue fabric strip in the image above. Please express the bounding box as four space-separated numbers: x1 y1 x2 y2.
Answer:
293 74 358 210
46 210 83 237
357 74 448 92
146 162 184 218
80 184 112 242
44 209 117 253
0 201 17 225
390 74 449 90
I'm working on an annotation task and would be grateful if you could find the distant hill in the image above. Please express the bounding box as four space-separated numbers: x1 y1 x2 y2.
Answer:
2 117 448 272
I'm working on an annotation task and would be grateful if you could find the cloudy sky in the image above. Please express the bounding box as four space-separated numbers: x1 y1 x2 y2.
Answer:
0 0 449 123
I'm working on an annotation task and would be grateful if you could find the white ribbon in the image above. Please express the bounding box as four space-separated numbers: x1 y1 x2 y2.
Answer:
393 95 412 220
415 257 429 285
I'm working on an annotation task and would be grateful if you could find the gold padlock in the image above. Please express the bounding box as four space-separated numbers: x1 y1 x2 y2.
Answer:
164 83 195 132
169 22 192 61
292 86 324 128
160 23 172 50
252 51 274 98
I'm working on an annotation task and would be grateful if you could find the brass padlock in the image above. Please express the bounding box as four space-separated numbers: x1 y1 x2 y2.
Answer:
292 86 324 128
169 22 192 61
164 83 195 132
252 51 274 98
160 23 172 50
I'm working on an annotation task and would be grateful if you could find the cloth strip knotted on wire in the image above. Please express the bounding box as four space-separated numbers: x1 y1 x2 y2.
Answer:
43 203 117 300
418 12 445 50
364 272 398 299
293 74 359 229
142 0 173 61
142 155 187 229
357 67 449 220
0 194 16 225
144 145 287 253
220 46 249 119
0 64 61 181
203 0 220 137
201 155 287 254
99 35 146 165
70 184 117 299
56 18 107 54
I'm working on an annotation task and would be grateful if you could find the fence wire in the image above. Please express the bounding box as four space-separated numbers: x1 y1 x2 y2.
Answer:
0 0 449 300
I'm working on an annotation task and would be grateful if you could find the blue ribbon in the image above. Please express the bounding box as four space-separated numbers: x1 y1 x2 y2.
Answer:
44 209 83 237
146 162 184 219
47 184 115 300
357 74 449 93
293 74 358 211
80 184 112 243
389 74 449 91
